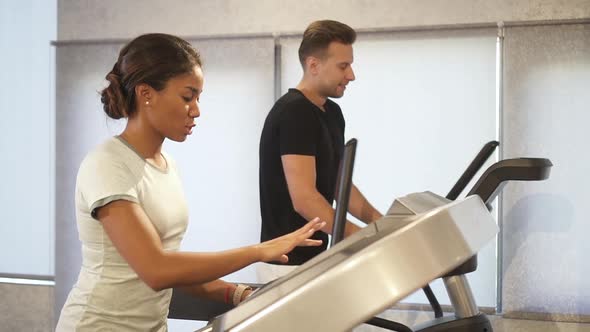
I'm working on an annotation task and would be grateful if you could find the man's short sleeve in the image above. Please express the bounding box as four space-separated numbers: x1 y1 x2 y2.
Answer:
278 104 320 156
77 150 140 219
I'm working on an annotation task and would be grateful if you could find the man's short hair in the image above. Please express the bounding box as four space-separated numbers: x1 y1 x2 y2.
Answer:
298 20 357 67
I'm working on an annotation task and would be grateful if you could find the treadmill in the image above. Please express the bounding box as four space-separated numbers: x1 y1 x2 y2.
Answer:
194 139 542 332
360 142 553 332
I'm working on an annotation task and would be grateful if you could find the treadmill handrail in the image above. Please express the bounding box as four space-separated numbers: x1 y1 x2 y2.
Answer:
423 140 499 319
442 157 553 279
446 141 499 201
467 158 553 205
331 138 357 246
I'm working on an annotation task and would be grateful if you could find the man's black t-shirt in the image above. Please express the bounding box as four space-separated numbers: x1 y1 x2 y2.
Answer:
259 88 345 265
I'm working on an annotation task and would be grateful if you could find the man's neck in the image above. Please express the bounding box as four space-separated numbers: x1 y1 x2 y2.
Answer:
295 81 327 111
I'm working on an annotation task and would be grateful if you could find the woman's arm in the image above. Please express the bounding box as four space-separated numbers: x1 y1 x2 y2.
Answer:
179 280 232 304
179 280 253 305
98 200 324 291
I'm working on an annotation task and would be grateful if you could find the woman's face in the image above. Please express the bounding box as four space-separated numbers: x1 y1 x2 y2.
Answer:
144 65 204 142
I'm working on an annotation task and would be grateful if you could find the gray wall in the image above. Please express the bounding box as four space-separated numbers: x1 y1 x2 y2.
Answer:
0 284 54 332
49 0 590 331
57 0 590 40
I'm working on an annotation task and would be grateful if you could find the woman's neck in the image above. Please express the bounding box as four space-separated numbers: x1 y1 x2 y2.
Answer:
119 118 166 167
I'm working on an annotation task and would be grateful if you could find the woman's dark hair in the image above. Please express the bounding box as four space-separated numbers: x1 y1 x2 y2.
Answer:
101 33 202 119
298 20 356 67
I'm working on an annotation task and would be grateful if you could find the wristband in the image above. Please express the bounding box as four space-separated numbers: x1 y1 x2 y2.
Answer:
232 284 253 306
224 286 232 304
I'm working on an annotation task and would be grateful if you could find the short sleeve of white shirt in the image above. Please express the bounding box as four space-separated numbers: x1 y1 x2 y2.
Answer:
76 141 140 219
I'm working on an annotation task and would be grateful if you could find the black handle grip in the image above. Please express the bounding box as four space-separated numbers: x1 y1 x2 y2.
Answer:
467 158 553 205
446 141 499 200
331 138 358 246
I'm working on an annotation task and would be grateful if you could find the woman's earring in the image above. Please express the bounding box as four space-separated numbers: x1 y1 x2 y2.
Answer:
145 101 150 105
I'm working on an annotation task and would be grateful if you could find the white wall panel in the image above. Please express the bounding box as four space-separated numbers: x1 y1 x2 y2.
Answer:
280 28 498 306
164 38 276 283
54 38 275 325
54 42 125 320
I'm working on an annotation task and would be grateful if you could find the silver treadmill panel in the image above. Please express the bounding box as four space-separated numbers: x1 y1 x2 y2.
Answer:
199 194 497 332
387 191 451 216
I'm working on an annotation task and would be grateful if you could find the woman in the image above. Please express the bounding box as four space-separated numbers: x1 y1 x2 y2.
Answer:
56 33 325 331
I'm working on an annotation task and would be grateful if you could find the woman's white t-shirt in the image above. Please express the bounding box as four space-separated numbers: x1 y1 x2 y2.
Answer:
56 137 189 331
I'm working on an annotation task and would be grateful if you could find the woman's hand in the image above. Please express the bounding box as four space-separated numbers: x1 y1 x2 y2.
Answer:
256 217 325 263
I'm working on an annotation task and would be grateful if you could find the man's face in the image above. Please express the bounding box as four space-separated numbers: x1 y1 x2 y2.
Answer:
315 42 355 99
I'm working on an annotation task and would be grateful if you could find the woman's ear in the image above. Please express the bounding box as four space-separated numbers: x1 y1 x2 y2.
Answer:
135 83 154 104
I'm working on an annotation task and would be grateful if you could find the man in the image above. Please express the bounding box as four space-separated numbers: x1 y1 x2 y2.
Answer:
258 20 382 282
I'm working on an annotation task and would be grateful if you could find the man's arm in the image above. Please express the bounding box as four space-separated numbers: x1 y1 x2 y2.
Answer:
282 154 360 237
348 184 383 224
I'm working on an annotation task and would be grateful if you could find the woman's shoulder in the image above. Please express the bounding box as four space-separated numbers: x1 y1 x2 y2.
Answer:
78 137 142 178
81 137 127 165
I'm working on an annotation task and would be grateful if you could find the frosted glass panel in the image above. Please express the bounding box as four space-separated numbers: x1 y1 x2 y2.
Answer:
0 0 56 276
280 29 497 306
502 24 590 317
